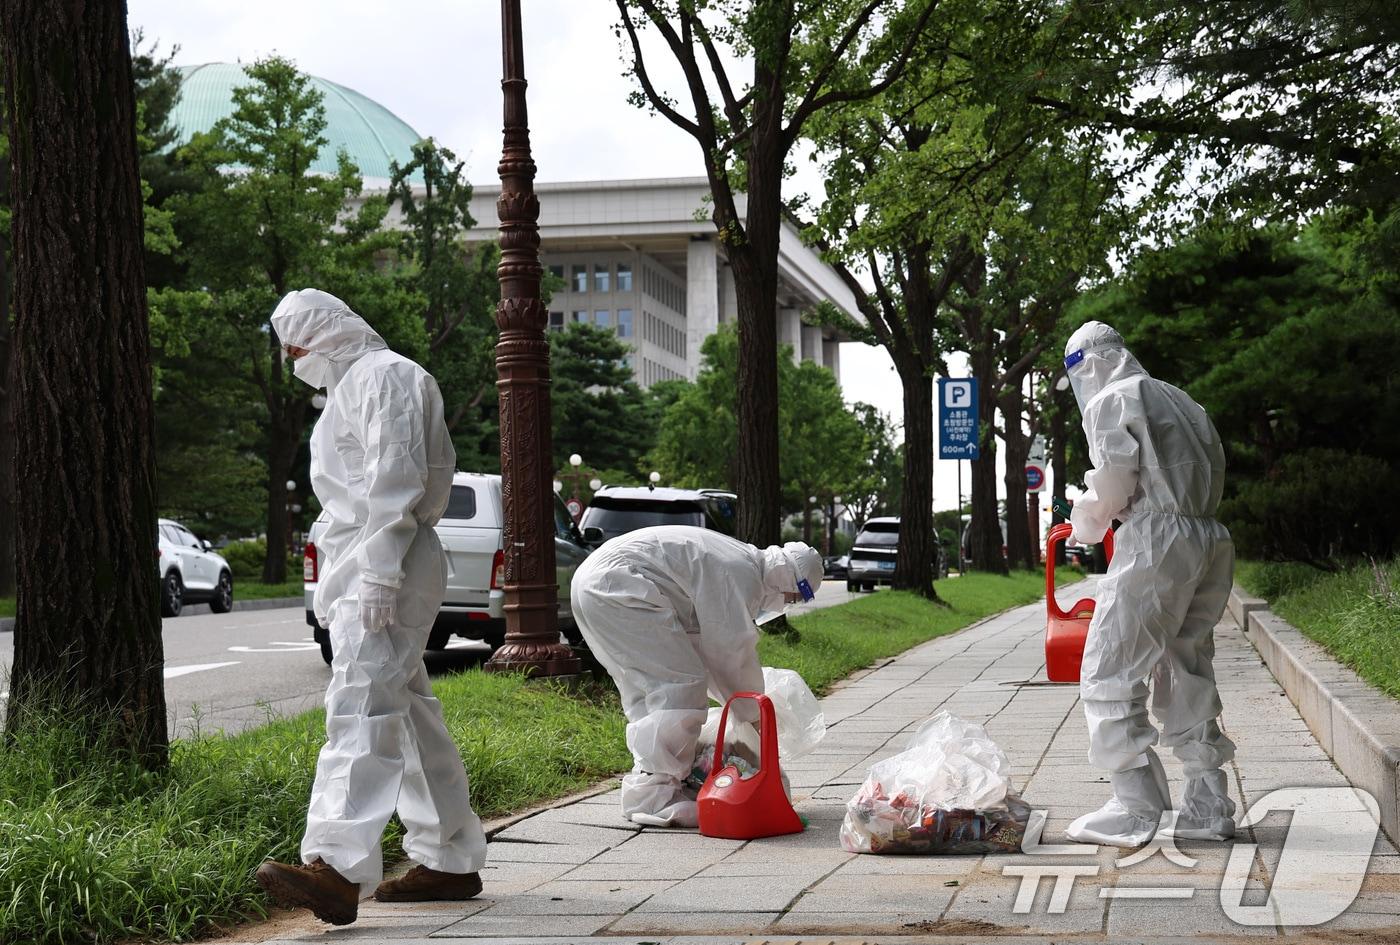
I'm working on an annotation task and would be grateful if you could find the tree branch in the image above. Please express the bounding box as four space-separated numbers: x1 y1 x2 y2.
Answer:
616 0 701 137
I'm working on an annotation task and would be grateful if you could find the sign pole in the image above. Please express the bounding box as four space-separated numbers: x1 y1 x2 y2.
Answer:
956 459 964 575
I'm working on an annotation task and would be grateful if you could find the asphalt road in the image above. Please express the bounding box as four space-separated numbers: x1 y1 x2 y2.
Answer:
0 578 859 739
0 605 492 738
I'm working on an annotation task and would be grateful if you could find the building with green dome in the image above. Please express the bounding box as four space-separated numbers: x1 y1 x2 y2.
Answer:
170 62 423 183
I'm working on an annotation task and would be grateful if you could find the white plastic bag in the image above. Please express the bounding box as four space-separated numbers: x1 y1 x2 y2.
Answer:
687 667 825 787
839 711 1029 855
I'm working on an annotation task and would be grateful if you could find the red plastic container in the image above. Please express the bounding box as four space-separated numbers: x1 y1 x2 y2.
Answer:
697 692 804 840
1045 523 1115 683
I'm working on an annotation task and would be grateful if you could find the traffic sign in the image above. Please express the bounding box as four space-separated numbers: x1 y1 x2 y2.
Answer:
566 497 583 521
1025 464 1046 493
938 377 979 460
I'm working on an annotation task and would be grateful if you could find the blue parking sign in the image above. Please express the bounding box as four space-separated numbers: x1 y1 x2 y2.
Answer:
939 377 980 460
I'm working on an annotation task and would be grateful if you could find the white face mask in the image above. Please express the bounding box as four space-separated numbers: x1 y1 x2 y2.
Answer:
292 351 334 389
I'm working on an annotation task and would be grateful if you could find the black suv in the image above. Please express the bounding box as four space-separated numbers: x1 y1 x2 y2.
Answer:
578 486 738 546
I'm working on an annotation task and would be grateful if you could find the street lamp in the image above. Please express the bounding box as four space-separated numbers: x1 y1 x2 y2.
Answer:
552 480 563 494
485 0 580 677
648 471 661 491
589 477 602 492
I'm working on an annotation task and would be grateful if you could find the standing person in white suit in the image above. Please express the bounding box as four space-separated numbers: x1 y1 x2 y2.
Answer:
1063 320 1238 848
255 289 487 925
571 526 823 827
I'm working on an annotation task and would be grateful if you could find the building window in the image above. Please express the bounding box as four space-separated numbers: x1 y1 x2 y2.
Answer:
548 311 564 331
617 263 632 292
572 265 588 292
572 310 588 324
594 310 611 328
594 264 611 293
547 264 564 281
617 309 633 338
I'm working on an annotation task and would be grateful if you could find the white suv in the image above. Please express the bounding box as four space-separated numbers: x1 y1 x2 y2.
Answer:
157 518 234 617
303 472 592 664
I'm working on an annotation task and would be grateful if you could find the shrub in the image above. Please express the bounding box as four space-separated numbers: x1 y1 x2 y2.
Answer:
219 539 299 582
1221 448 1398 566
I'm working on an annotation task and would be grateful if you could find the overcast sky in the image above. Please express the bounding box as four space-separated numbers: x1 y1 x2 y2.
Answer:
129 0 1033 516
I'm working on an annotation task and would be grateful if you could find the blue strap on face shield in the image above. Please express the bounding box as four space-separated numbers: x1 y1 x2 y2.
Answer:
796 578 815 602
1064 349 1085 369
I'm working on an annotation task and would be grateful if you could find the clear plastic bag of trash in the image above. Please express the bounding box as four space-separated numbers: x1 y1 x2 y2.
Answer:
839 711 1031 854
687 667 825 789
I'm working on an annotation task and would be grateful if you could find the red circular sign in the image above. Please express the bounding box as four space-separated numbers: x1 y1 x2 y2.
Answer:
1025 465 1045 491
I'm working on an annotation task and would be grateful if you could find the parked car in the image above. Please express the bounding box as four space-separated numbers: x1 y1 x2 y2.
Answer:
823 554 849 581
846 518 947 591
578 486 738 546
303 472 592 665
960 517 1008 567
157 518 233 617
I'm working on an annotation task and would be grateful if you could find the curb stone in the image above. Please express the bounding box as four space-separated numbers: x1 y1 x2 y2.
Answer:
1231 583 1400 844
0 595 302 633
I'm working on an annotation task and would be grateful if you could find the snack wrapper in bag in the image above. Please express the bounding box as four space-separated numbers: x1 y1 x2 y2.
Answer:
839 711 1030 854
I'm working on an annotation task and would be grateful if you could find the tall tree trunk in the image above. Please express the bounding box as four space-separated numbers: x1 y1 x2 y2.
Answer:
2 1 166 766
0 167 13 600
802 500 813 545
969 344 1007 574
893 362 942 599
261 414 303 585
1000 381 1033 570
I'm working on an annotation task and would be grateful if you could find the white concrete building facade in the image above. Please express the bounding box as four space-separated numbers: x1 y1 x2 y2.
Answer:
462 177 862 389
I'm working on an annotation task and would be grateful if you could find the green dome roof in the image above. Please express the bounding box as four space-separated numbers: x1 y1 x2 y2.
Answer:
171 63 423 182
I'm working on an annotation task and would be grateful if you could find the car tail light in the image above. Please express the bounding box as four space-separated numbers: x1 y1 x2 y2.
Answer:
490 549 505 590
304 542 319 583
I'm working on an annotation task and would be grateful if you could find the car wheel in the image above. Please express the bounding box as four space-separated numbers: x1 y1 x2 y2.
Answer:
864 582 876 593
426 625 452 651
320 639 333 665
161 571 184 617
209 571 234 613
846 581 858 593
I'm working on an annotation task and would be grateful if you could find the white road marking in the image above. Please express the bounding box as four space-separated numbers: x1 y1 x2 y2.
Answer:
223 617 302 630
2 659 243 698
228 640 320 653
165 661 242 679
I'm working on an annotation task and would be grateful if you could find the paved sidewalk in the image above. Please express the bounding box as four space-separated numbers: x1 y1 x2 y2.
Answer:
244 582 1400 944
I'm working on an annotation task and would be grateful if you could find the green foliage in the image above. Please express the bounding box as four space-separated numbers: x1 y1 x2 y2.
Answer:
1236 556 1400 699
218 540 299 583
1068 221 1400 563
651 327 868 510
0 672 628 945
386 139 502 471
550 323 656 474
841 405 901 526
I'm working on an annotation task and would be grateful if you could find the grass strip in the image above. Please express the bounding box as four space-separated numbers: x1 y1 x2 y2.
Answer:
1236 557 1400 699
0 581 302 621
765 569 1062 693
0 674 627 945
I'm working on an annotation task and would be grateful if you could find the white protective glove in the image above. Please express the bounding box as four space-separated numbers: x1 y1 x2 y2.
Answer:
359 580 398 632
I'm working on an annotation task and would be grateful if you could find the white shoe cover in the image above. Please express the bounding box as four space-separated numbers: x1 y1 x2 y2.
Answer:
1067 753 1170 848
1163 770 1235 841
630 799 698 828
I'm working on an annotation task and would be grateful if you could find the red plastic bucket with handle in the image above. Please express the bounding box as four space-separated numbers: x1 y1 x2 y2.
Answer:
697 692 804 840
1045 523 1115 683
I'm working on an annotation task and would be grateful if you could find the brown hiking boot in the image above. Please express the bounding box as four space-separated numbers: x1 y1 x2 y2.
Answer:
255 858 359 925
373 864 483 902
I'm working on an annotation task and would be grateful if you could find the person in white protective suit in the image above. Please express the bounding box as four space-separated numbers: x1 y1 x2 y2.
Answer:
571 526 824 827
254 289 486 926
1063 320 1237 848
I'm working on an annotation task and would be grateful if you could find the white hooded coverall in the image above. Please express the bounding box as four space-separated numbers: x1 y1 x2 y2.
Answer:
570 527 824 827
271 289 487 887
1065 320 1237 846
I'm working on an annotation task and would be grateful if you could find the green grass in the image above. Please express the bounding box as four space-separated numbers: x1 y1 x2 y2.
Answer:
232 580 304 601
0 581 301 621
0 674 628 945
765 569 1058 694
1236 557 1400 699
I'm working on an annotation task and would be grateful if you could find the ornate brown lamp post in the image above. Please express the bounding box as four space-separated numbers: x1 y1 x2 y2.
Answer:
484 1 580 677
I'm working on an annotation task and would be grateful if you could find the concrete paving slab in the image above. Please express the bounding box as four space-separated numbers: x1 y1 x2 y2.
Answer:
605 911 780 934
429 913 617 937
